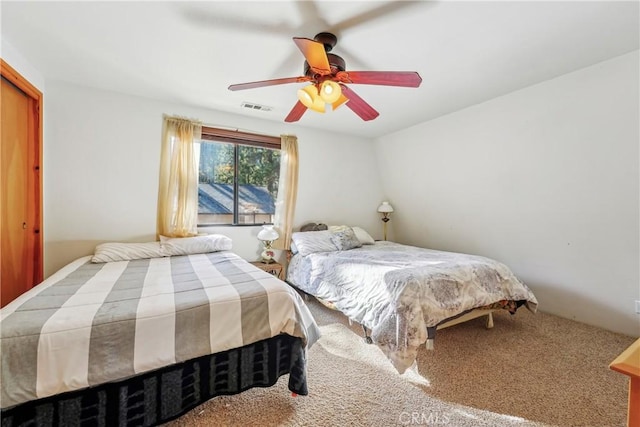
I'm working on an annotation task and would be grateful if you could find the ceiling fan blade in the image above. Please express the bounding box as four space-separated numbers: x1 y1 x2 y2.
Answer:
333 1 424 32
293 37 331 75
337 71 422 88
284 101 307 123
339 85 379 121
228 76 310 91
181 6 296 37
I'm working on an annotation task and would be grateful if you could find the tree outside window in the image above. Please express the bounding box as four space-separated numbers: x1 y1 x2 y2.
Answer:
198 137 281 226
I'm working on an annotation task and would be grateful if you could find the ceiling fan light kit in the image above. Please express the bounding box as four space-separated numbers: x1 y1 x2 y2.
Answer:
297 85 326 113
319 80 341 103
332 94 349 111
296 80 342 112
228 32 422 123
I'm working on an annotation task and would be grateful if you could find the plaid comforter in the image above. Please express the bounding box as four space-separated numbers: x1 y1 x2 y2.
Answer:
0 251 320 409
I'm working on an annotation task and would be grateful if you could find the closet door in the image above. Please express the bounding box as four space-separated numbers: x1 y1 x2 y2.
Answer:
1 61 42 307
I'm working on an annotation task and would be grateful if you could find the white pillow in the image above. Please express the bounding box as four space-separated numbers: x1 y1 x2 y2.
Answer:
160 234 232 256
352 227 375 245
91 242 164 263
291 230 338 256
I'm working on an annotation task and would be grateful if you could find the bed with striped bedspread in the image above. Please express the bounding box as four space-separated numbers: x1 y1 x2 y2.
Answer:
0 250 320 410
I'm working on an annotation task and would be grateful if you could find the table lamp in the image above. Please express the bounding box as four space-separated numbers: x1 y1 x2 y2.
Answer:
377 201 394 241
257 225 279 263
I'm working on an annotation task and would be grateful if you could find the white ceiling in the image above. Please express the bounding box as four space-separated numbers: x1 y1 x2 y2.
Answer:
2 1 638 138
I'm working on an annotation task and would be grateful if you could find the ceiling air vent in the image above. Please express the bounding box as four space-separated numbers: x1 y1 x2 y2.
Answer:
241 102 273 112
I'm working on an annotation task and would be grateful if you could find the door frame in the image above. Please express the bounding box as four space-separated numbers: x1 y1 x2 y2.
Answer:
1 58 43 285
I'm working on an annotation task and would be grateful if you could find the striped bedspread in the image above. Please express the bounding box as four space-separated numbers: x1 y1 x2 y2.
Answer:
0 251 320 409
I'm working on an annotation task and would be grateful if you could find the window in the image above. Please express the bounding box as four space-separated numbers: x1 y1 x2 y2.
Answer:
197 127 281 226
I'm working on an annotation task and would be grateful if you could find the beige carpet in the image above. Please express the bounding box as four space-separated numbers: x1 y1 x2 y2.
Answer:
166 298 636 427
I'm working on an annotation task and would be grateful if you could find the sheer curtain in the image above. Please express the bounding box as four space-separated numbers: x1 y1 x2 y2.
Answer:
156 115 202 238
273 135 299 250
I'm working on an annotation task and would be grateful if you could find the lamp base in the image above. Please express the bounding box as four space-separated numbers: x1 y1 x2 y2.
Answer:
261 247 275 264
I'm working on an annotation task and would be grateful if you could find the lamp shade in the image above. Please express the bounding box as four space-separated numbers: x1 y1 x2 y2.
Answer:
377 201 394 213
297 85 325 113
257 225 279 241
319 80 342 103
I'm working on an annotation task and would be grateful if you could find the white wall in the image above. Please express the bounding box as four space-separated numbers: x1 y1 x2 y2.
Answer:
1 39 45 91
374 51 640 337
43 82 384 276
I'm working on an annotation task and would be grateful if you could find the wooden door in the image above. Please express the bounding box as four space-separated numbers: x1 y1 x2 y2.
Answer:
1 60 43 307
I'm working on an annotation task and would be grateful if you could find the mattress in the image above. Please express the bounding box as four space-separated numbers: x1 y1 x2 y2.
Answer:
1 251 320 409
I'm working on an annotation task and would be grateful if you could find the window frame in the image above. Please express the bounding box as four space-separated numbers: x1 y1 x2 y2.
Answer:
198 127 281 227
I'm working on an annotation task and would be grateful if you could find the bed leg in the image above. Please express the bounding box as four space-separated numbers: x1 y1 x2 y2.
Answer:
486 312 494 329
361 324 373 344
426 326 436 350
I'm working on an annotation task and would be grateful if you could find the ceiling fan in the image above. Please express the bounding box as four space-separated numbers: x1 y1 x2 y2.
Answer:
228 32 422 123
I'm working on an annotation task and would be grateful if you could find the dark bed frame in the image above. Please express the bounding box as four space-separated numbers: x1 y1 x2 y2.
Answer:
1 334 307 427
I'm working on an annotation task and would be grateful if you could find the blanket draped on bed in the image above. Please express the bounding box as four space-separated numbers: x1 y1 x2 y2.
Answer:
1 251 320 409
287 241 537 373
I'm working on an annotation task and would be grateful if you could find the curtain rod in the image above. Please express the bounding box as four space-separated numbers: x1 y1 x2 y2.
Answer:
203 124 289 138
163 115 292 142
201 125 281 146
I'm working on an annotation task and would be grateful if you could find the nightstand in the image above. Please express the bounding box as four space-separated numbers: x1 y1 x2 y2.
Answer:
250 261 284 280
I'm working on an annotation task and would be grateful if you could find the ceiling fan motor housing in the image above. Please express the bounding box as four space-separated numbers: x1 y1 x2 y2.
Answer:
304 54 346 78
314 32 338 52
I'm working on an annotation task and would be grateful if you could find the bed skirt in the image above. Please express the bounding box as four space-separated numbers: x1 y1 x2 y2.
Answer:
1 334 307 427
